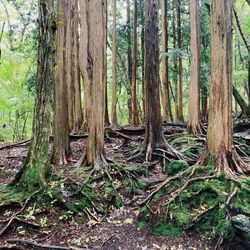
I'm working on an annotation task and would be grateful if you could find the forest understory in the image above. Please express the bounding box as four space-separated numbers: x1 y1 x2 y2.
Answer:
0 124 249 250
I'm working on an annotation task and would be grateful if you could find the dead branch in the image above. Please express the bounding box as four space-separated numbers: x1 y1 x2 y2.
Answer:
6 239 71 250
0 140 30 151
138 165 199 205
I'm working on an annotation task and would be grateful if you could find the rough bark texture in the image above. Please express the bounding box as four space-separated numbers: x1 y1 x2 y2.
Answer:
172 5 178 120
161 0 172 122
15 0 55 191
80 0 106 169
131 0 139 126
111 0 118 126
65 0 74 132
104 0 110 127
71 0 83 132
187 0 201 134
127 0 132 124
144 0 167 160
208 0 233 156
53 0 70 165
176 0 184 122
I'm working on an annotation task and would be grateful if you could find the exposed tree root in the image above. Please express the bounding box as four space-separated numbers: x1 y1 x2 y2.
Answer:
127 138 185 164
0 216 40 237
5 239 71 250
139 165 200 205
138 158 250 241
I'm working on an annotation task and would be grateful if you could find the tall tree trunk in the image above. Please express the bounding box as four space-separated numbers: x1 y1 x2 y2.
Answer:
14 0 55 191
80 0 106 169
172 5 178 120
104 0 110 127
187 0 201 134
161 0 172 122
233 8 250 104
233 85 250 117
131 0 139 126
127 0 132 124
72 0 83 132
141 2 145 121
143 0 179 162
176 0 184 121
53 0 70 165
207 0 249 175
111 0 117 126
66 0 74 132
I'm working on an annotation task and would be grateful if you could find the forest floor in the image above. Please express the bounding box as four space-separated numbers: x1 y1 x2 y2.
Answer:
1 125 249 249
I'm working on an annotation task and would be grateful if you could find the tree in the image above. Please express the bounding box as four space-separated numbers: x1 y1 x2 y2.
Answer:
207 0 249 175
161 0 172 122
53 0 70 165
187 0 202 134
79 0 106 169
127 0 132 123
131 0 180 162
66 0 74 132
71 0 83 132
13 0 55 191
131 0 139 125
176 0 184 122
111 0 118 126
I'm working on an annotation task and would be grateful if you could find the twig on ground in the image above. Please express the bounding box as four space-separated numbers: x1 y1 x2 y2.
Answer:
6 239 71 250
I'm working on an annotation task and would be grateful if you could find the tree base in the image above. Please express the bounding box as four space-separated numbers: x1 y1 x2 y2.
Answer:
198 148 250 177
127 137 184 163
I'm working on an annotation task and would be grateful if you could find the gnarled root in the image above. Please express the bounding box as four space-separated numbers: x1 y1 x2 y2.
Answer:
127 137 185 164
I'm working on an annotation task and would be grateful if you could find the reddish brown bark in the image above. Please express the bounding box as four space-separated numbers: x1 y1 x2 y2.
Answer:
187 0 201 134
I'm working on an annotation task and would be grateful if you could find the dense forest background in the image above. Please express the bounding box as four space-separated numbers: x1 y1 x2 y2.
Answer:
0 0 249 141
0 0 250 249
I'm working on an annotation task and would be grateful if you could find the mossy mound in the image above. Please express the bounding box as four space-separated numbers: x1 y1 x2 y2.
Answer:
165 160 189 176
138 163 250 247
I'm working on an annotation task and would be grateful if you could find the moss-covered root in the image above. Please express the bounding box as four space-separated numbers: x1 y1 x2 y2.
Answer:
138 163 250 244
15 159 51 193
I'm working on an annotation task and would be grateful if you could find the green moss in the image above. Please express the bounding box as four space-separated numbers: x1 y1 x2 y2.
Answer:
18 160 51 193
153 222 183 237
165 160 189 176
104 181 122 208
138 163 250 240
235 189 250 214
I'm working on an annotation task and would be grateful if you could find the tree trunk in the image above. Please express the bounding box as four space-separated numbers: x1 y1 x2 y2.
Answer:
131 0 139 126
208 0 233 157
65 0 74 132
233 8 250 103
127 0 132 124
14 0 55 191
187 0 201 134
233 85 250 117
176 0 184 121
111 0 117 126
72 0 83 132
53 0 70 165
80 0 106 169
161 0 172 122
104 0 110 127
172 5 178 120
144 0 167 161
141 2 145 121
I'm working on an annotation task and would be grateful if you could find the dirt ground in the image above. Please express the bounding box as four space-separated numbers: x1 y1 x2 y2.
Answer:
0 135 216 250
